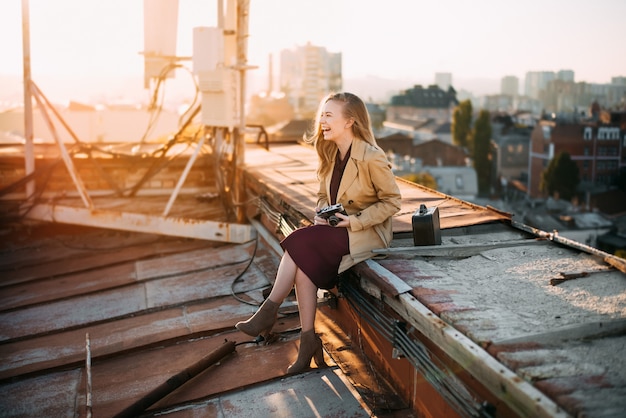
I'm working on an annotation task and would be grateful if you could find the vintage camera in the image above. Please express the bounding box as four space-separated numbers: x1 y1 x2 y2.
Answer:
316 203 347 227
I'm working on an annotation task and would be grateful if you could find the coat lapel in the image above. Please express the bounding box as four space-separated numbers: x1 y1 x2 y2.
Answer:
335 138 367 201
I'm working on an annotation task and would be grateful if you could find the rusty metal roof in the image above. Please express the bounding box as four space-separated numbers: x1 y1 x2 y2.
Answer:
1 142 625 417
0 221 402 417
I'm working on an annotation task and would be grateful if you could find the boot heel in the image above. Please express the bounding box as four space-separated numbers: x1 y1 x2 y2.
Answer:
287 330 326 374
312 344 327 367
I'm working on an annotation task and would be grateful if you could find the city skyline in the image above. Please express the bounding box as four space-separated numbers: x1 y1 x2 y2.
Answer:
1 0 625 104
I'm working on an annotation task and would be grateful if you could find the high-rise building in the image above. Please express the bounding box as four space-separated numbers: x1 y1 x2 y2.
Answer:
612 76 626 86
435 72 452 91
557 70 575 82
524 71 556 99
279 43 342 118
500 75 519 96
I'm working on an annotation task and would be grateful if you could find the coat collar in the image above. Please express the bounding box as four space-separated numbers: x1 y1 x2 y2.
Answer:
348 137 369 161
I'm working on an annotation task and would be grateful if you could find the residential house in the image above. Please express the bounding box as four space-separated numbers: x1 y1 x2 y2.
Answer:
528 110 626 200
423 165 478 200
377 132 414 159
413 138 469 167
378 131 475 199
491 113 532 183
386 84 459 125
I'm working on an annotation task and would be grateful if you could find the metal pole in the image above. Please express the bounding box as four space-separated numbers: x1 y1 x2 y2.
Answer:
217 0 224 29
21 0 35 199
30 82 93 209
234 0 250 223
85 333 93 418
162 134 206 216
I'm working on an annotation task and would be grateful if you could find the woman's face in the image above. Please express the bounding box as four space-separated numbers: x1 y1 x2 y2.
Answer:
320 100 351 143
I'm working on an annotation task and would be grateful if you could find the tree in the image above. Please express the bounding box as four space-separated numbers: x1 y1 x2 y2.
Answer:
402 172 437 190
472 110 493 197
452 100 473 150
540 152 580 201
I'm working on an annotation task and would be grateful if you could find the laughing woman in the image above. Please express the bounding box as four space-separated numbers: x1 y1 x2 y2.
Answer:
236 92 402 373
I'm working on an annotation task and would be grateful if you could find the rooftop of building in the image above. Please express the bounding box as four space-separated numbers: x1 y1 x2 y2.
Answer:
390 84 460 108
0 141 625 417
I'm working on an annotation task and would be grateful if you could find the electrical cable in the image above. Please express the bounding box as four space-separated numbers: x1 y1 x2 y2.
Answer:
339 279 492 418
8 72 205 208
234 335 268 347
229 233 263 306
126 105 203 197
139 63 181 144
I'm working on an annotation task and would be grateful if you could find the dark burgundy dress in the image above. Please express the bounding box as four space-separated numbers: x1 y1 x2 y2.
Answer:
280 148 351 289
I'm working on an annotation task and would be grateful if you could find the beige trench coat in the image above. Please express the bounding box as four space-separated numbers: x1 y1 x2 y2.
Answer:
316 138 402 273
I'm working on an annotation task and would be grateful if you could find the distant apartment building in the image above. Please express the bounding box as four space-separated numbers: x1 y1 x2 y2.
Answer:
510 96 544 116
500 75 519 96
524 71 556 100
482 94 515 112
540 79 579 114
612 76 626 86
279 43 342 118
541 79 626 114
527 111 626 198
387 84 459 125
557 70 575 82
435 72 452 91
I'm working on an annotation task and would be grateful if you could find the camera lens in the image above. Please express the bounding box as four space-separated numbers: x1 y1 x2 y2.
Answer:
329 215 339 226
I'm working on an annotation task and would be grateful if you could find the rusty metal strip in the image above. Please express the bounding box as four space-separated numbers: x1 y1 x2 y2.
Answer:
511 220 626 274
372 239 549 257
25 203 255 243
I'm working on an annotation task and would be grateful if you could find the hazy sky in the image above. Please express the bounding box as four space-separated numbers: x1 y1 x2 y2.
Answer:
1 0 625 101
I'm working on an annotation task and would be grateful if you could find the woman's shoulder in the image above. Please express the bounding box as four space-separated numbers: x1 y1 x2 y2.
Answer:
353 138 386 160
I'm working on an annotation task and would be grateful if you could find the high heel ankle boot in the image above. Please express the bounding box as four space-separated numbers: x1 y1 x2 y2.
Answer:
235 298 280 338
287 329 327 374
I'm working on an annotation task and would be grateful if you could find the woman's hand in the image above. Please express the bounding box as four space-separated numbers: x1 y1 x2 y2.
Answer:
313 207 350 228
313 207 328 225
332 212 350 228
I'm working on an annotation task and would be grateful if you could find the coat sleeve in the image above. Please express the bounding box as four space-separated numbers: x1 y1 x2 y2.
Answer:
316 179 329 209
348 149 402 232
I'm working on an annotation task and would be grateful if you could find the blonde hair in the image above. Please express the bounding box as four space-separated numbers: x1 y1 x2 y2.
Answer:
303 92 378 178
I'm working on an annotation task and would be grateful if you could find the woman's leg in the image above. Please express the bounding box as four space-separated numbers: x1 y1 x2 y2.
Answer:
267 251 298 303
287 269 326 373
235 251 300 337
267 250 320 331
267 250 319 332
294 268 318 332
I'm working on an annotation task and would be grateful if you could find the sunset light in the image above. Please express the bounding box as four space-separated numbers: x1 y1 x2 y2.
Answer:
1 0 625 105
